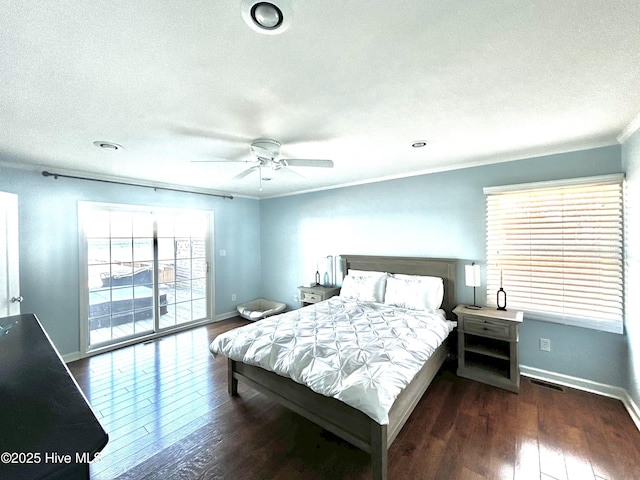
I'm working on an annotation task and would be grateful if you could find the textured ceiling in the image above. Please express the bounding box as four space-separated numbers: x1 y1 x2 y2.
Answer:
2 1 640 198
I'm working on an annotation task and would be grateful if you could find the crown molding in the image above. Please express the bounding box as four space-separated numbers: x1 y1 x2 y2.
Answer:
618 111 640 144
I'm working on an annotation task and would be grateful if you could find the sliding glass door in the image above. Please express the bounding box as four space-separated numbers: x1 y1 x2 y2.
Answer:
80 203 212 353
156 211 209 329
85 209 154 344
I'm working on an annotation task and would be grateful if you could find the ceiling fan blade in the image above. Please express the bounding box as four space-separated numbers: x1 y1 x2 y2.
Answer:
277 132 336 145
277 166 305 178
233 166 259 179
283 159 334 168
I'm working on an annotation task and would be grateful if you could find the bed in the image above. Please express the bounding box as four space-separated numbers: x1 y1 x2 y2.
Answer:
209 255 457 480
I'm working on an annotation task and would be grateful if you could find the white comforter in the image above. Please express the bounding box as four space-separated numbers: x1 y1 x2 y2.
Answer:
209 296 451 424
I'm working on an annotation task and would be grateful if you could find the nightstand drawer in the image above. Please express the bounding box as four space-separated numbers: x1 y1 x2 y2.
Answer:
462 316 513 340
301 292 322 303
298 285 341 307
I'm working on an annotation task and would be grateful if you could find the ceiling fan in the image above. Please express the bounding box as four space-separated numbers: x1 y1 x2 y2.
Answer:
194 138 334 190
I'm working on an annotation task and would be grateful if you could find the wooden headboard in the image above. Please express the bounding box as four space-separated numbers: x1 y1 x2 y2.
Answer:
340 255 458 318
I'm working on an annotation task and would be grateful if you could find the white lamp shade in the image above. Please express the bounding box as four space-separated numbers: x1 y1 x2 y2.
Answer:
465 264 481 287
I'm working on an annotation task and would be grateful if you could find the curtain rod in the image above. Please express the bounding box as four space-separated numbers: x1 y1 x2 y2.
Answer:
42 171 233 200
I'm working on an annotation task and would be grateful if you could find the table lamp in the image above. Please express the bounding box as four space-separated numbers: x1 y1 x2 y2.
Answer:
465 262 481 309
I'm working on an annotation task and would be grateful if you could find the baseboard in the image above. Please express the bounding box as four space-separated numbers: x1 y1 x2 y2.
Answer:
625 390 640 433
521 365 640 432
215 311 240 321
63 351 81 363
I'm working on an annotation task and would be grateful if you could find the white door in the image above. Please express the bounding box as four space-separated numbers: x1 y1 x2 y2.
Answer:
0 191 21 317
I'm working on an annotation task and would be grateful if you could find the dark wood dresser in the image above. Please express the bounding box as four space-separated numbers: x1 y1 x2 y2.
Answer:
0 313 108 479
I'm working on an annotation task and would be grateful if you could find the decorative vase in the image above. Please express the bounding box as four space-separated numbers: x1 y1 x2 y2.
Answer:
497 287 507 311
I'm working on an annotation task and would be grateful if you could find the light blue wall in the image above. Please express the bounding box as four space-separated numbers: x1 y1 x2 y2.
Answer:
261 145 628 388
0 162 261 356
623 128 640 407
2 143 631 389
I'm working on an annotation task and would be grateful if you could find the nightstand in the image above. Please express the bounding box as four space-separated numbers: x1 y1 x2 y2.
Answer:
297 285 341 307
453 305 523 393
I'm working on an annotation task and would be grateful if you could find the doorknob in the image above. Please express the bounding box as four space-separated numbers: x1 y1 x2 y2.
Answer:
11 295 23 303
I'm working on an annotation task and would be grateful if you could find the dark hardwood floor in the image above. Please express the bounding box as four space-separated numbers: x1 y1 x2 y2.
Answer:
68 319 640 480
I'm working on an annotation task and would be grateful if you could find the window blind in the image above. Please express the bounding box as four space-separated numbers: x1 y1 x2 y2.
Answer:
484 174 624 334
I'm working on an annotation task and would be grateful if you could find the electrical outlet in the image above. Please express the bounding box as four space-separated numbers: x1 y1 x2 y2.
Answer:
293 294 299 302
220 249 226 257
540 338 551 352
231 293 236 301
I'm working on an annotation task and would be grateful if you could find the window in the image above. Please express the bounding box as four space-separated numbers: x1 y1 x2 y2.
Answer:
79 202 213 353
484 174 624 334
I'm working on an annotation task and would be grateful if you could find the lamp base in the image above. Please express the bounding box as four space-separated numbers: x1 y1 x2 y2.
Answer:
497 287 507 311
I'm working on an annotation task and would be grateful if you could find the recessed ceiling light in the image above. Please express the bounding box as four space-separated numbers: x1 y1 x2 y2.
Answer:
411 141 427 148
252 3 282 29
241 0 292 35
94 141 123 151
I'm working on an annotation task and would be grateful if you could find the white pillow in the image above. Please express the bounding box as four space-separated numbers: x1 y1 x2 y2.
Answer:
340 274 387 303
348 269 388 278
345 270 389 302
384 274 444 311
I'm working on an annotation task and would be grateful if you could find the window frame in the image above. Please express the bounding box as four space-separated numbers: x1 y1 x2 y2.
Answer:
78 201 215 356
484 174 625 334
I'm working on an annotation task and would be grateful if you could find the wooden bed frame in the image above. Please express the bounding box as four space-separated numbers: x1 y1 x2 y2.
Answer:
226 255 457 480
